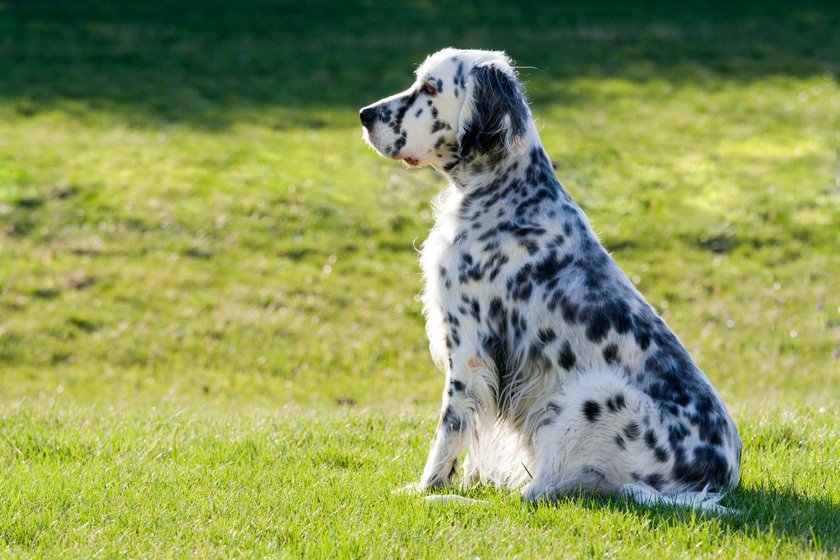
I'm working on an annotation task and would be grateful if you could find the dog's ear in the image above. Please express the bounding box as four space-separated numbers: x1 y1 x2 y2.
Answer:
457 60 529 158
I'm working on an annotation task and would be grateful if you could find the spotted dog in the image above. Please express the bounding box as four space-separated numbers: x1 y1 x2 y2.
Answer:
359 48 741 510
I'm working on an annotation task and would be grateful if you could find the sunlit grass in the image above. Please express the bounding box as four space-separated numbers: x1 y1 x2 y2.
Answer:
0 401 837 557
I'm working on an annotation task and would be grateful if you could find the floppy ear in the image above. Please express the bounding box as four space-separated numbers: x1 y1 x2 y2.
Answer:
457 61 529 158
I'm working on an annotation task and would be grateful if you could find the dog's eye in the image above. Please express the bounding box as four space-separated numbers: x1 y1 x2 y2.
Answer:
421 81 438 96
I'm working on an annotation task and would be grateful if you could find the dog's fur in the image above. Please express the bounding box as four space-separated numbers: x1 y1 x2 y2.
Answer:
360 48 740 510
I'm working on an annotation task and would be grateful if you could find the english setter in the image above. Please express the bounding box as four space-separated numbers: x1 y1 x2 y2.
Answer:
360 48 740 510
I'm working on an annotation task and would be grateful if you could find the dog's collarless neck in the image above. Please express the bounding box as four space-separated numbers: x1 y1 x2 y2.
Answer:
442 139 538 191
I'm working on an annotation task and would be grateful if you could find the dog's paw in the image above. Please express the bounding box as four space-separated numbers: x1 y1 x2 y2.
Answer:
520 481 557 504
520 485 539 504
393 483 486 505
423 494 487 505
392 482 426 495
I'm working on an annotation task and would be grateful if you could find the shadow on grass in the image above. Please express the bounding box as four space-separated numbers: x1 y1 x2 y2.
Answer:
576 485 840 554
721 487 840 552
0 0 838 128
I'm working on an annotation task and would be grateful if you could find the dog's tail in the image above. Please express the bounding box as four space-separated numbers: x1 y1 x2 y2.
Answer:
619 483 735 514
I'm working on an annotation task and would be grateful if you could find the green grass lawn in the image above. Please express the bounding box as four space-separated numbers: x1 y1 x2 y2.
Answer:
1 0 839 557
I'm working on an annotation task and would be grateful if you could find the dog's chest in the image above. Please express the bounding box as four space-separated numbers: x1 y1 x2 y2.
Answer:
420 187 575 344
419 183 649 379
422 195 537 303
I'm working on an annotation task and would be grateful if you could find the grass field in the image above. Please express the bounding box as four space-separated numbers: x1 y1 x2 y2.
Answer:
1 0 839 557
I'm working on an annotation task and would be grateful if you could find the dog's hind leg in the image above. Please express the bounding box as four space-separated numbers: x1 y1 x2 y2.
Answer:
520 369 646 503
522 466 618 503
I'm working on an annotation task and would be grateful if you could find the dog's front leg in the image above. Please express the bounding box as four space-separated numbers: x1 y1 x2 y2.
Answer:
417 364 478 489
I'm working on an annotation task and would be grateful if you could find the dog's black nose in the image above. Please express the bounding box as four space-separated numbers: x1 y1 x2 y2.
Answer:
359 106 378 127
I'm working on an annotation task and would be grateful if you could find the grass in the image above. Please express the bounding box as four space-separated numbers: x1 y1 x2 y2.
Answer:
0 0 839 557
0 403 837 557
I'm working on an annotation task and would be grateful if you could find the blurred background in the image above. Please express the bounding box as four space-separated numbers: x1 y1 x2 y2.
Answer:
0 0 838 411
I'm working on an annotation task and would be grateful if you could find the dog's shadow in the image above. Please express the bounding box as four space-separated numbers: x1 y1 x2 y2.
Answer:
442 483 839 553
570 485 840 554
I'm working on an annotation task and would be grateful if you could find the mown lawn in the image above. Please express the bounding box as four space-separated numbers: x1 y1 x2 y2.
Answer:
0 0 838 557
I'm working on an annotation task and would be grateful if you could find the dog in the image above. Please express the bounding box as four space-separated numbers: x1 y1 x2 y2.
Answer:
359 48 741 510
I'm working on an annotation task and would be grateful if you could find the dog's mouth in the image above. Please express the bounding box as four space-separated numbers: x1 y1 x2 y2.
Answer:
362 126 423 167
363 133 421 166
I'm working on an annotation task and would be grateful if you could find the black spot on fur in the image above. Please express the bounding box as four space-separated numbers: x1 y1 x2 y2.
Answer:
631 312 653 350
445 312 460 328
441 406 461 432
414 108 423 118
671 444 732 491
524 148 555 186
624 421 641 440
484 252 509 281
585 310 611 343
688 408 726 446
391 90 419 131
547 235 565 249
644 429 658 449
439 266 452 290
653 446 670 463
516 188 559 219
667 423 690 448
606 393 626 413
458 252 484 283
509 308 527 345
644 473 665 491
603 343 619 365
606 301 633 334
498 222 546 238
534 252 574 285
558 341 576 370
615 434 626 450
582 400 602 422
537 327 556 344
453 60 465 91
519 239 539 255
528 343 550 369
488 297 504 319
506 263 534 302
466 297 480 320
547 291 579 324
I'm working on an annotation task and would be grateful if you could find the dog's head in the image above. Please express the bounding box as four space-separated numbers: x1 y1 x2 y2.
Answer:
360 48 530 169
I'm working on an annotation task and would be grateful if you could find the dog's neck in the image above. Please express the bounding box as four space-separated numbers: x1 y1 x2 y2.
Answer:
437 126 572 209
444 144 526 187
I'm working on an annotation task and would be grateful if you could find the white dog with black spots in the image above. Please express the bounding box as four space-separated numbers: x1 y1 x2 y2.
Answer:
360 48 740 511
